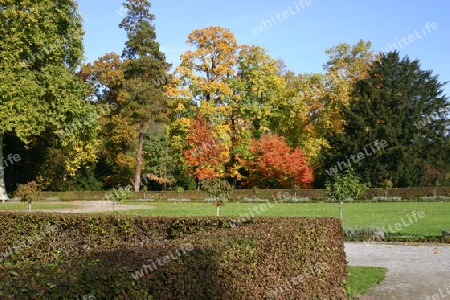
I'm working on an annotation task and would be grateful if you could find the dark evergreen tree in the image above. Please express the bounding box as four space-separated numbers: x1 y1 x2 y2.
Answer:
119 0 170 191
321 51 449 187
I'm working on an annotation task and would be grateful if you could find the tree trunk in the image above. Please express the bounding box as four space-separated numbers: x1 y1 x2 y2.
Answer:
134 129 145 192
216 205 220 217
339 201 343 219
0 135 9 202
28 202 32 212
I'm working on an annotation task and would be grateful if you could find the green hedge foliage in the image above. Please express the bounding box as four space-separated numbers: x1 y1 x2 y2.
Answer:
0 213 347 299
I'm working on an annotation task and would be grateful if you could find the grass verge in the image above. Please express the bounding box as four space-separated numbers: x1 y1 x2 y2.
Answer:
345 266 387 299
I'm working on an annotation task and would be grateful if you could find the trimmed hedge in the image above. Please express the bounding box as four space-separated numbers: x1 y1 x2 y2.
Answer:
0 213 347 299
362 187 450 200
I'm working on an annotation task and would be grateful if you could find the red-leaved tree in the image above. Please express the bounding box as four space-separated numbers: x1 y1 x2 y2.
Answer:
183 115 229 182
240 133 313 188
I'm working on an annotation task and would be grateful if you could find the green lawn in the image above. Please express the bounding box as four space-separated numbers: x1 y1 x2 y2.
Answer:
345 266 387 298
1 200 448 237
0 202 77 210
117 201 450 237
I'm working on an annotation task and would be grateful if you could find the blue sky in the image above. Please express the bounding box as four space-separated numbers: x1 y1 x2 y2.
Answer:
76 0 450 96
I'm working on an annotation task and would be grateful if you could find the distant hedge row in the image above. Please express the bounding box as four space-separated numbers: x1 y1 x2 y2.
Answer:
343 225 450 243
0 213 347 299
24 187 450 202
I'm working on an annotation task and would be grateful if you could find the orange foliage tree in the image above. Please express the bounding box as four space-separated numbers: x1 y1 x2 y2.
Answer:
183 115 229 182
241 133 313 188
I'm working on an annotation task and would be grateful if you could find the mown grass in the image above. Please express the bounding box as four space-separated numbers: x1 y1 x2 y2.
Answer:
345 266 387 298
0 202 77 210
116 201 450 237
1 200 448 237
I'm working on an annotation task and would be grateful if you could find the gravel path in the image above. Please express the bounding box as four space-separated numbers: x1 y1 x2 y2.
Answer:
31 201 156 213
345 243 450 300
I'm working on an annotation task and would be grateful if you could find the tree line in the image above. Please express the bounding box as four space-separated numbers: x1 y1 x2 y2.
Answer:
1 0 448 199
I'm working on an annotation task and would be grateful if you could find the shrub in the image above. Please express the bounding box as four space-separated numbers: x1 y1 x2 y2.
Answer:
14 181 40 212
344 226 385 241
108 185 133 202
202 197 218 202
281 197 310 203
166 198 192 202
442 230 450 243
108 185 133 211
201 179 233 216
419 196 450 202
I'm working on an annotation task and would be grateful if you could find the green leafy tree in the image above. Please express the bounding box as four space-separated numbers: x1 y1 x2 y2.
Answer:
142 123 177 190
0 0 92 200
324 168 368 219
119 0 170 191
231 45 285 136
15 181 40 212
201 178 233 216
323 51 449 187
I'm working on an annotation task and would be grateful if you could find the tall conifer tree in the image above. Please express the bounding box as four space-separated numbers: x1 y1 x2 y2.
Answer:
323 51 449 187
119 0 170 191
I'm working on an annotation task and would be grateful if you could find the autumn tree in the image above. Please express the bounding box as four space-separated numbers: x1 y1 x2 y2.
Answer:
240 133 313 188
322 39 376 132
167 27 239 185
0 0 91 200
81 53 136 188
119 0 170 191
267 41 374 170
222 45 286 184
183 115 229 186
324 40 375 83
172 26 239 148
274 72 328 166
175 26 237 105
